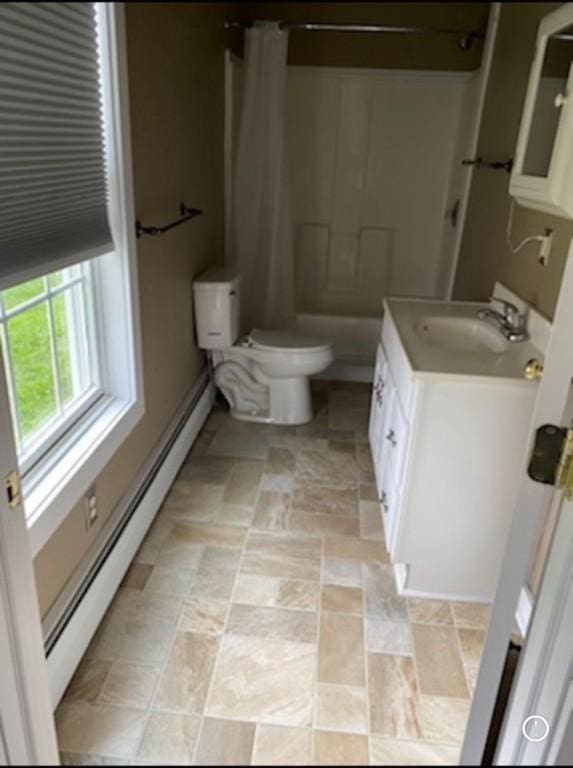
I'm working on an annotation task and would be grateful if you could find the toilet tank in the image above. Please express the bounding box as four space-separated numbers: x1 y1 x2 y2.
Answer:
192 267 241 349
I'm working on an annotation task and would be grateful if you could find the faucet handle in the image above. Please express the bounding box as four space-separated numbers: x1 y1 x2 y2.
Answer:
488 296 523 326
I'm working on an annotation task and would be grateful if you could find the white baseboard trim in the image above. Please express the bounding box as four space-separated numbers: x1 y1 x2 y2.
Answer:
46 375 214 708
515 585 533 639
394 563 493 604
394 562 408 594
396 564 533 631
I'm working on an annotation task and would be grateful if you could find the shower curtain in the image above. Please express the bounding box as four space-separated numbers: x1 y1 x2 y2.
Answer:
231 21 296 331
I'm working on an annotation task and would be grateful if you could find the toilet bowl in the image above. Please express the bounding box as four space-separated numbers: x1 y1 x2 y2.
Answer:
193 268 333 425
213 329 333 424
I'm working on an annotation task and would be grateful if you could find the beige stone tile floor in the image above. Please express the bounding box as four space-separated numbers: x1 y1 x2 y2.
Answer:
57 381 490 766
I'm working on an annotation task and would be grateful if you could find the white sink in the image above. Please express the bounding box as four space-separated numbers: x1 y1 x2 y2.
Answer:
414 316 508 355
383 298 544 382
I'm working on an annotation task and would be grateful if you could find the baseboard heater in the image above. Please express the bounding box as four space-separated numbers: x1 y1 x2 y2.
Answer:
44 369 214 707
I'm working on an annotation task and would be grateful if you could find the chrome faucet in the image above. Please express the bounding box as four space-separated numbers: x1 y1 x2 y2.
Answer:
477 297 528 342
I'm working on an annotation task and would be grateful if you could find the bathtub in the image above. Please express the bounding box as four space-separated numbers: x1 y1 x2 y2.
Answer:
296 312 382 383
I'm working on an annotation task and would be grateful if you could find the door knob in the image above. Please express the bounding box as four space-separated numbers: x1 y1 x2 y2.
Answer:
524 358 544 380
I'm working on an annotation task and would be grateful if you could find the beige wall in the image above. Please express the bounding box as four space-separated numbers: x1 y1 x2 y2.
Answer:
33 3 231 617
453 2 573 319
245 3 490 70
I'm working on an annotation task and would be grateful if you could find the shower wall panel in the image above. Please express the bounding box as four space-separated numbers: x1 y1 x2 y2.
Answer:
286 67 471 316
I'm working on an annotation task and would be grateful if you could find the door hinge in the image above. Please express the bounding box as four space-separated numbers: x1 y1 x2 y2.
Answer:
528 425 573 500
5 470 21 510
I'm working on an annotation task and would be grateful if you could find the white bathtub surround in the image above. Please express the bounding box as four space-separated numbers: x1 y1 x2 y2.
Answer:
231 21 296 331
287 67 480 315
297 312 382 383
227 59 488 319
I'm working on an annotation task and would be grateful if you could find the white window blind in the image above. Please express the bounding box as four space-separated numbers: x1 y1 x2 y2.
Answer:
0 2 113 290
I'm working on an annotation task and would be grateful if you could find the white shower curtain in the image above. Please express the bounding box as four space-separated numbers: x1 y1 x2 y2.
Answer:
231 22 296 332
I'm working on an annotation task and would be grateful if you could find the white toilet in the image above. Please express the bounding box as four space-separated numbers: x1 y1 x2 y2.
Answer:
193 267 333 425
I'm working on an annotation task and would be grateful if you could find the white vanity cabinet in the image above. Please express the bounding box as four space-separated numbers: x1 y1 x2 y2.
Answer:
369 301 541 603
368 316 415 548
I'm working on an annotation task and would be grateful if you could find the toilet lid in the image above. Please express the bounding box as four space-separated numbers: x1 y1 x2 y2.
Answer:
249 328 331 353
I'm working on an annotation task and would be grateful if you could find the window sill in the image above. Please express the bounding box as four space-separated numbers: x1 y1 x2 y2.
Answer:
25 394 144 557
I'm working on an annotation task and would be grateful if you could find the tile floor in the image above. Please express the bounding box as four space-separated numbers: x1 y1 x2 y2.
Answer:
56 381 490 766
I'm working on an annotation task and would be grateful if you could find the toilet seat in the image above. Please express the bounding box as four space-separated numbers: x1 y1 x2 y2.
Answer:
246 328 330 354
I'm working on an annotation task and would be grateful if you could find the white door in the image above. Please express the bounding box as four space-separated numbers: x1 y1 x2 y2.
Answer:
496 487 573 764
0 349 59 764
461 239 573 765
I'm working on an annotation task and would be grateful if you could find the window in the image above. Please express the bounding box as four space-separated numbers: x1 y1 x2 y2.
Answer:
0 4 144 555
0 262 101 473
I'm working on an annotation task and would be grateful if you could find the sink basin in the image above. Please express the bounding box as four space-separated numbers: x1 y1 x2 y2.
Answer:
384 298 543 382
415 316 508 354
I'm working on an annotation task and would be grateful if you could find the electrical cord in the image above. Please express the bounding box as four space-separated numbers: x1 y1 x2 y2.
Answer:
506 199 547 254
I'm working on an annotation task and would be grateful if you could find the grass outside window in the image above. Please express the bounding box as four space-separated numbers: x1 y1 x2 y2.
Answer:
0 263 100 461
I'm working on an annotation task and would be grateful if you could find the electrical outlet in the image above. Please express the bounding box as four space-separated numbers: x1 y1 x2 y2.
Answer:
84 484 98 530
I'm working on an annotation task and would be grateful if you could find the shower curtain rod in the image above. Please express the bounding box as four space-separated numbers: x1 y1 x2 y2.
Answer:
225 20 485 49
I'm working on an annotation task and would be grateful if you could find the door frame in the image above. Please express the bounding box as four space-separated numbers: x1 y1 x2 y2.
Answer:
461 239 573 764
496 489 573 763
0 365 59 765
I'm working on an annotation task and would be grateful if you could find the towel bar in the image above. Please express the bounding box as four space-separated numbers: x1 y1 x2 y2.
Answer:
136 203 202 238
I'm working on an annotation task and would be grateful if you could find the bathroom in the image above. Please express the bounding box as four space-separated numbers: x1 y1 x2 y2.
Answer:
2 2 573 766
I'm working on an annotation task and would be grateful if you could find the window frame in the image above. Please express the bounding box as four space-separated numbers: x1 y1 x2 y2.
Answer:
0 263 104 475
22 2 144 557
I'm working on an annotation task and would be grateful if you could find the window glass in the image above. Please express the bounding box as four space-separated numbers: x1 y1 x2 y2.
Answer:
7 302 56 439
3 277 47 313
0 262 101 462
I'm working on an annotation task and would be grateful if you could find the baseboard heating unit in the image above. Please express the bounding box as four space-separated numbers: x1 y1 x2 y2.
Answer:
43 369 214 708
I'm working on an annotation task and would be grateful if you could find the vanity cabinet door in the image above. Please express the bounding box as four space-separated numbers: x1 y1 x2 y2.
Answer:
374 384 396 499
383 396 410 490
369 343 389 462
379 453 401 547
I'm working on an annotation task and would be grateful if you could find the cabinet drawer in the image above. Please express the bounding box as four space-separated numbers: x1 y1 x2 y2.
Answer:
383 394 410 489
